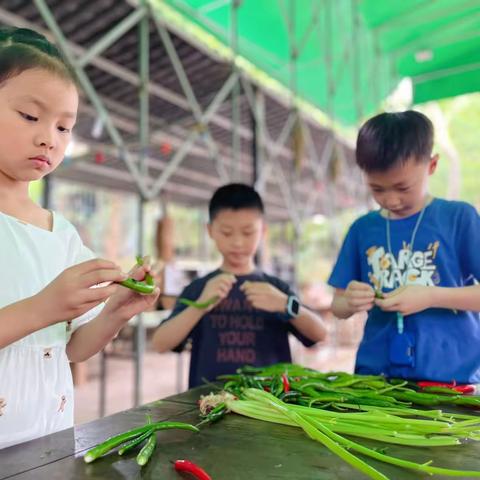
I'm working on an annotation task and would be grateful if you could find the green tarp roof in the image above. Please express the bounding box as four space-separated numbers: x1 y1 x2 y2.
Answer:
153 0 480 126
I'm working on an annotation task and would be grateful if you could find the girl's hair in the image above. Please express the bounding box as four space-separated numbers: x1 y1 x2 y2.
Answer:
0 27 76 86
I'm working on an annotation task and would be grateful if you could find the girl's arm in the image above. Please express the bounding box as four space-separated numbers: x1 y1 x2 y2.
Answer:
67 262 160 363
0 297 49 349
0 259 122 350
66 310 128 362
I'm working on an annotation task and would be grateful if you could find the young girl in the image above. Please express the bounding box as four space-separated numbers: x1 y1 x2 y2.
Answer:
0 27 160 449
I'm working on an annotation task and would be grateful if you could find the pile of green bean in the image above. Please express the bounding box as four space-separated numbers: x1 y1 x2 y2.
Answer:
218 363 480 409
196 363 480 479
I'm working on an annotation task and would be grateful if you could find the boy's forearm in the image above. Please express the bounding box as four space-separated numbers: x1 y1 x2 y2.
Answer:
0 296 49 349
331 294 356 319
430 284 480 312
66 311 125 363
152 307 205 353
290 306 327 342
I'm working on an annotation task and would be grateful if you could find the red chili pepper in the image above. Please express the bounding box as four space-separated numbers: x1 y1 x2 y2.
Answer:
417 381 475 394
174 459 212 480
281 373 290 393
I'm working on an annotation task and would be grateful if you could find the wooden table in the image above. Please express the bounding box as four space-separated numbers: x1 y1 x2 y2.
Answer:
2 386 480 479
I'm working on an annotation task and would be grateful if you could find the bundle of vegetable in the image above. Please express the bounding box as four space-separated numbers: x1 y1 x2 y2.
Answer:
200 389 480 480
83 419 199 466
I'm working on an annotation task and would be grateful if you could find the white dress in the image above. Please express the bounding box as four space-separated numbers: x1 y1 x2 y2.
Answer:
0 211 102 449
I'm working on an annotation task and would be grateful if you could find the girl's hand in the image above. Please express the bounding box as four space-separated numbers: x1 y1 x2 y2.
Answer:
102 257 160 322
34 259 127 324
375 285 433 315
196 273 236 311
344 280 375 313
240 281 287 313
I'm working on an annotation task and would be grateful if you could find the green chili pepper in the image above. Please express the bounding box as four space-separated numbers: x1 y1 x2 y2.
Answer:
197 403 227 427
179 296 219 309
270 375 284 397
118 427 154 455
117 256 156 294
136 255 154 286
136 432 156 466
279 391 302 402
119 278 155 294
84 421 199 463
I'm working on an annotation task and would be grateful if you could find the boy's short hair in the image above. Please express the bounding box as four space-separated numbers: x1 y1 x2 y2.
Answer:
209 183 264 222
356 110 434 173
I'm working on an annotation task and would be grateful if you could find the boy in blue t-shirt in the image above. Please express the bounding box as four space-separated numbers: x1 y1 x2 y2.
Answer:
153 183 326 387
329 110 480 383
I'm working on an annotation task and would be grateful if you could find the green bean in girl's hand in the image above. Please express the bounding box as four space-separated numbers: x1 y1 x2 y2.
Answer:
117 256 155 294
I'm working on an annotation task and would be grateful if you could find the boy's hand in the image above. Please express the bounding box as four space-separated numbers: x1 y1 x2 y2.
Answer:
344 280 375 313
196 273 236 311
240 281 287 313
375 285 433 316
102 257 160 322
34 259 127 324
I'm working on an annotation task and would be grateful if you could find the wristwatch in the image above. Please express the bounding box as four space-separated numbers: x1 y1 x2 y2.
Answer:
286 295 300 317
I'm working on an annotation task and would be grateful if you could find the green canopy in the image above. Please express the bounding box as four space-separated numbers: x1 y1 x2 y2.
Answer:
360 0 480 104
152 0 480 126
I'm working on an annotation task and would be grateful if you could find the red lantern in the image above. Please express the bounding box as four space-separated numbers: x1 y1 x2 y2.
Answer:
94 151 106 164
160 142 172 156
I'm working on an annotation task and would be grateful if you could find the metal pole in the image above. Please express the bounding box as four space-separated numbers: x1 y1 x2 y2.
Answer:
41 175 51 209
251 85 259 187
231 0 241 181
134 196 145 406
352 0 363 123
250 84 262 267
323 0 336 220
99 350 107 417
133 0 150 407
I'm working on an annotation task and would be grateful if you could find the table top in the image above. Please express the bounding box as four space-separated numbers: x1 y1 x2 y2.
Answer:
2 386 480 479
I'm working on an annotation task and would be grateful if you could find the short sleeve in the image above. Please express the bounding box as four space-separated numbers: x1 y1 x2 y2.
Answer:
328 222 361 290
457 204 480 282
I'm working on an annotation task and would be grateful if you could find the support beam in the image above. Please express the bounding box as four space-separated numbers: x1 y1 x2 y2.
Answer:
153 15 229 182
77 7 147 68
149 72 239 198
230 0 241 180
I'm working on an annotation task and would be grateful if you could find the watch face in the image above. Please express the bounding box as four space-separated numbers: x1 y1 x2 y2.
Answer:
288 296 300 316
291 298 300 315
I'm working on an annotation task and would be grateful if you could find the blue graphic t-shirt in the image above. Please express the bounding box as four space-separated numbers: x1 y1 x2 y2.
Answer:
329 199 480 383
166 269 314 387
